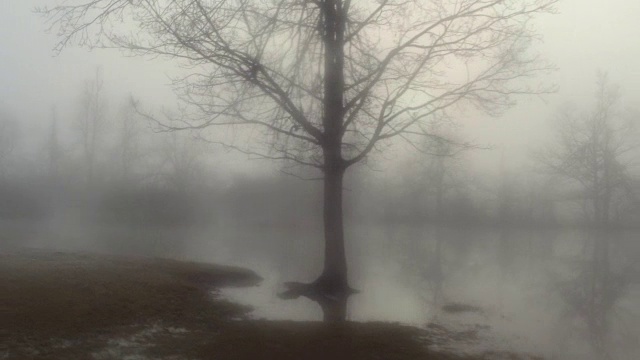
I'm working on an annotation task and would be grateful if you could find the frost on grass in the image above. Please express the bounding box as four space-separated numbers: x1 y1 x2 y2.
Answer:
91 323 190 360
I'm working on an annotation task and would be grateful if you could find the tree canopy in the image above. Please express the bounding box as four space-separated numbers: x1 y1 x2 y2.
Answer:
40 0 557 171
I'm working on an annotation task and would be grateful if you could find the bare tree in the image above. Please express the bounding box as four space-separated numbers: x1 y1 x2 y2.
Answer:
40 0 557 321
539 73 637 229
77 68 107 186
155 131 204 192
0 111 19 180
116 97 143 182
46 106 63 181
422 130 459 309
422 124 470 221
539 73 638 359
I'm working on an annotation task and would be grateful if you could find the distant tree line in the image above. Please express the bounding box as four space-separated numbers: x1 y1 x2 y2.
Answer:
1 73 638 232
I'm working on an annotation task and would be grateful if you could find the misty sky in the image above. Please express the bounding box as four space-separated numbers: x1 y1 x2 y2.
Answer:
1 0 639 176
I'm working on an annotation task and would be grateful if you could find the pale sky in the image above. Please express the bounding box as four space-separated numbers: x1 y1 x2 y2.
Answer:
1 0 639 176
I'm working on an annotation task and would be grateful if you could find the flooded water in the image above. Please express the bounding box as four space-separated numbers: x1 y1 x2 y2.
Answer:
201 224 639 360
14 220 640 360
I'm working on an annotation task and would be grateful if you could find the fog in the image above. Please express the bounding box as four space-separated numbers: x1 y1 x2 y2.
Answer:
1 1 640 359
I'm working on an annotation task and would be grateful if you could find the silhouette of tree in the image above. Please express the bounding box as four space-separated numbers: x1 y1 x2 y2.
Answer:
116 97 143 183
46 107 63 181
76 68 107 187
540 73 639 359
0 111 19 180
40 0 557 321
539 73 638 229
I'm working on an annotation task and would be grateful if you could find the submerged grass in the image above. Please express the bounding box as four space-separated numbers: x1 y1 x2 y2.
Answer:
1 250 539 360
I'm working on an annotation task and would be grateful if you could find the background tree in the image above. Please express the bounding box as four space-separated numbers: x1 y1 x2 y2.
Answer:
539 73 637 229
41 0 557 321
0 111 19 180
76 68 107 187
116 98 143 183
46 107 62 181
539 73 639 359
155 131 205 193
420 124 468 308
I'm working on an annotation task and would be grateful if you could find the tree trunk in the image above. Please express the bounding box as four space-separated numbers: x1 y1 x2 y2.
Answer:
322 164 347 281
316 161 349 321
317 0 350 322
278 0 354 322
277 162 353 321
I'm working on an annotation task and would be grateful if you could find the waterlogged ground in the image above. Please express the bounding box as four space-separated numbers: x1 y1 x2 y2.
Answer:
1 250 544 360
4 221 640 359
188 224 640 360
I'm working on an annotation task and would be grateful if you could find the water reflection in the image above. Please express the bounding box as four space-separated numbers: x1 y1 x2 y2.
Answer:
206 225 639 359
552 229 636 360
